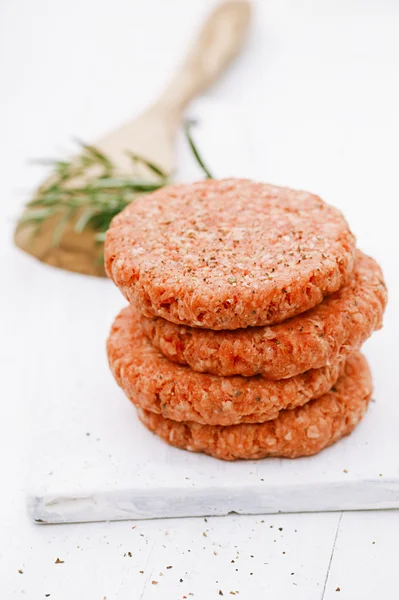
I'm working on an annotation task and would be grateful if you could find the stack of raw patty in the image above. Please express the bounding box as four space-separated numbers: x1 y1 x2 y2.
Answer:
105 179 387 461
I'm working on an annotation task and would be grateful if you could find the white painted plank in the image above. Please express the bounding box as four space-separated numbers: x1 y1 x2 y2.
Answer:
323 510 399 599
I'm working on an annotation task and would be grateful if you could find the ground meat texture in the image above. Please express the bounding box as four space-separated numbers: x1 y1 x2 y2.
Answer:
139 251 387 378
107 304 347 426
105 179 356 330
138 353 372 460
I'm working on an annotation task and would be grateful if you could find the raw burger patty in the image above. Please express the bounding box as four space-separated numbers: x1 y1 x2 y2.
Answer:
140 250 387 379
105 179 356 330
138 353 372 461
107 305 346 426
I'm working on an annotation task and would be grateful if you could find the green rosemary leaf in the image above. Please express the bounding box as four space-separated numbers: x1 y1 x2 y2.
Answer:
89 193 130 211
18 206 56 224
27 194 64 207
29 158 66 167
94 231 107 243
54 160 73 179
127 152 168 179
126 180 165 192
74 207 99 234
183 121 213 180
89 178 164 192
74 139 113 171
52 206 77 247
88 207 123 232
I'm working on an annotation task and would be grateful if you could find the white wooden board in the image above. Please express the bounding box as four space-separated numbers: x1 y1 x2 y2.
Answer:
25 100 399 524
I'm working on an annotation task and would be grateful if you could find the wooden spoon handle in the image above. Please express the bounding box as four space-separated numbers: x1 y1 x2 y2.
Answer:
159 1 251 113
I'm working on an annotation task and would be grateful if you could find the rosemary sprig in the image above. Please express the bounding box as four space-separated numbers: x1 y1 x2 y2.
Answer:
18 122 213 246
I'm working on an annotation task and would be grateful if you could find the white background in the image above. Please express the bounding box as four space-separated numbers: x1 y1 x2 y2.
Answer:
1 0 399 598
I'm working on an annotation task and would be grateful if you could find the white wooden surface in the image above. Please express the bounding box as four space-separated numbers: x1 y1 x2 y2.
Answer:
2 0 399 597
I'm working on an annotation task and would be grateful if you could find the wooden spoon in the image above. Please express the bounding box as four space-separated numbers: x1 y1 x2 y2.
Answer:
15 1 252 277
